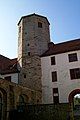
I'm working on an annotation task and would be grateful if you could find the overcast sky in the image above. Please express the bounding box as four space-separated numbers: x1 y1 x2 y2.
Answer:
0 0 80 58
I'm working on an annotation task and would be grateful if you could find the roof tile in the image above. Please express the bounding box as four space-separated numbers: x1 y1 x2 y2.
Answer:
41 38 80 57
0 55 18 75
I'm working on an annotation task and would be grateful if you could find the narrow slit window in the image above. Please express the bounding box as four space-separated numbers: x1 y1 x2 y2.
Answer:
28 52 30 56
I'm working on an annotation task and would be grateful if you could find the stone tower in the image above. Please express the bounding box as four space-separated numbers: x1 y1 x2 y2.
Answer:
17 13 50 102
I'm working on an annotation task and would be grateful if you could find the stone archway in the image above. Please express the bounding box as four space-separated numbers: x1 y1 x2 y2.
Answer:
68 89 80 103
0 92 3 120
19 94 29 105
68 89 80 119
0 87 7 120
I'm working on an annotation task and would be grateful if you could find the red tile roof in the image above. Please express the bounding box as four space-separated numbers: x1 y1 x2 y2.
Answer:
41 38 80 57
0 55 18 75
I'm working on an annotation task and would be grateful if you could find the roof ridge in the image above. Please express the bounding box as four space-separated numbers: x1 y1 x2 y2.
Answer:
0 54 10 60
41 38 80 57
55 38 80 45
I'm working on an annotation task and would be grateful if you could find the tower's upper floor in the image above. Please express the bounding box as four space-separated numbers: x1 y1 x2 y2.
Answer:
18 13 51 57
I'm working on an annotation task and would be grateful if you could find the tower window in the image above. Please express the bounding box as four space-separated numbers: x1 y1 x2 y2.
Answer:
24 74 26 78
28 52 30 56
38 22 42 28
19 26 21 33
27 43 30 46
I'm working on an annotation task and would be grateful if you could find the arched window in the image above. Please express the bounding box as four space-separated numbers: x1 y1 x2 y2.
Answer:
19 94 29 105
0 88 7 120
19 95 24 105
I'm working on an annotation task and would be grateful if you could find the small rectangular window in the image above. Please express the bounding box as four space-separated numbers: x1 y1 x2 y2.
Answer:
51 56 56 65
53 88 59 104
24 74 26 78
70 68 80 79
52 71 57 82
5 76 11 82
19 26 21 33
53 88 58 94
38 22 42 28
28 52 30 56
68 53 78 62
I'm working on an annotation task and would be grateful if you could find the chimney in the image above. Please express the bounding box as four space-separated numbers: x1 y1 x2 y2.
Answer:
48 42 54 49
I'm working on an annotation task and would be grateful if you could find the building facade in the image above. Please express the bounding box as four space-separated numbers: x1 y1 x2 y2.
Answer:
0 55 19 83
41 40 80 104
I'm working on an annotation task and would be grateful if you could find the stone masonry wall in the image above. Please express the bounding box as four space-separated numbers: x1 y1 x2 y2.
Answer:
0 79 42 120
18 14 50 104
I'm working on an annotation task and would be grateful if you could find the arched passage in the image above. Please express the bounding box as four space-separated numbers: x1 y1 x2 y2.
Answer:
68 89 80 119
19 94 29 105
0 92 3 119
68 89 80 103
0 87 7 120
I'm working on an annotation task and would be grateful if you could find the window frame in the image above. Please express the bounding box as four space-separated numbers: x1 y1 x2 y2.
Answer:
68 53 78 62
51 56 56 65
53 88 58 94
53 88 59 104
38 22 42 28
70 68 80 80
53 96 59 104
52 71 57 82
